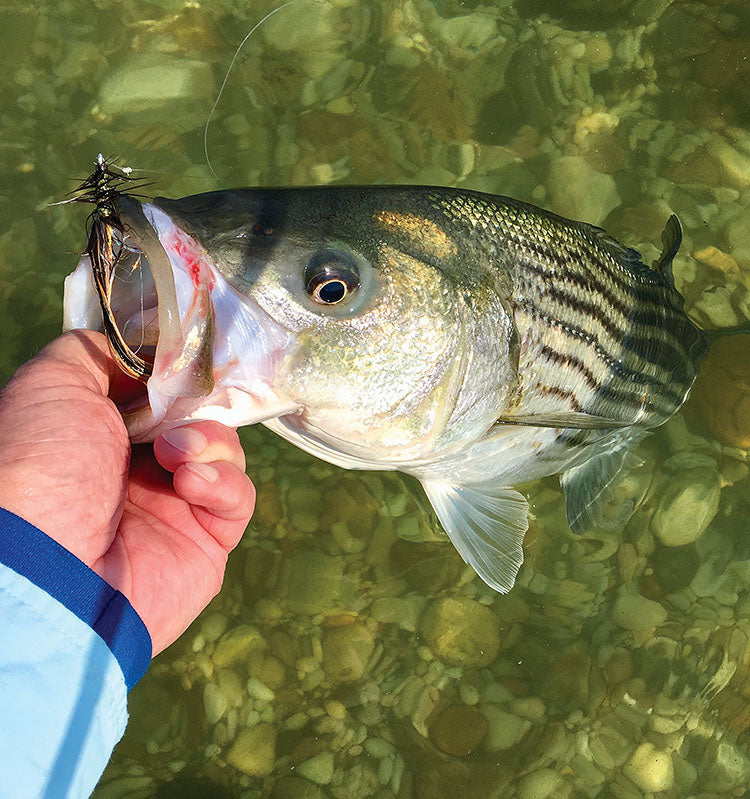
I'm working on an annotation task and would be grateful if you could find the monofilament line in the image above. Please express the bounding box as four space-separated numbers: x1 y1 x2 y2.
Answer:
203 0 317 180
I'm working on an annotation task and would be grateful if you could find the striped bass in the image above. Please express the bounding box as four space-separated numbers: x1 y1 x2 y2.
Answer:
63 174 709 593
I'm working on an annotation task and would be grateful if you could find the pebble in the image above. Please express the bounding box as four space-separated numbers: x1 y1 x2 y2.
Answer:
324 700 346 720
612 590 668 631
276 551 354 615
692 335 750 449
200 613 228 643
321 623 375 685
370 596 424 632
703 740 750 791
420 597 501 668
271 777 330 799
295 752 335 785
651 544 700 593
429 704 488 756
212 625 264 668
623 742 674 793
246 676 275 703
481 705 531 752
511 696 546 721
226 723 277 777
650 467 721 545
203 683 228 725
517 768 563 799
546 155 620 225
98 56 213 115
363 736 394 759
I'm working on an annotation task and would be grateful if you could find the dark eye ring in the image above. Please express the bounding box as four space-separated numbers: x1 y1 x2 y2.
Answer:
304 250 360 306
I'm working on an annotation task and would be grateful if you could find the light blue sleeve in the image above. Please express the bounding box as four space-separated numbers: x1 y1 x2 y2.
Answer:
0 509 151 799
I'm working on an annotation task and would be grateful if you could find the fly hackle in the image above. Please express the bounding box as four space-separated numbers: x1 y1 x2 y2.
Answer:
68 154 155 382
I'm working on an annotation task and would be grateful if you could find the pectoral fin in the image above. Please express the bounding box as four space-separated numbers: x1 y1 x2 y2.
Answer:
561 440 644 534
494 412 631 430
421 481 529 593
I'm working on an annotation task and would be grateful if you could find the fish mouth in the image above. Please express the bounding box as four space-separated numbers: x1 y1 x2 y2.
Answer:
64 195 299 442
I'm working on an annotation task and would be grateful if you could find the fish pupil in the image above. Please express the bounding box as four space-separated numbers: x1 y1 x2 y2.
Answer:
316 279 347 304
304 249 360 306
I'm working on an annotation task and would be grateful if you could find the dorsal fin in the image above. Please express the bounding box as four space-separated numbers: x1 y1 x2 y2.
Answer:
653 214 682 285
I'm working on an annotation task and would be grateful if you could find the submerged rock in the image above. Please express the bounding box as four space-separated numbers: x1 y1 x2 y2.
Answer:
420 597 501 667
650 467 721 546
98 56 213 116
546 155 620 225
321 622 375 685
429 704 488 756
226 723 277 777
692 335 750 449
623 742 674 793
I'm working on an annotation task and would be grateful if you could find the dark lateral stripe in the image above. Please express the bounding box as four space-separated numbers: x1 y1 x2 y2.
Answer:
536 344 681 419
535 382 584 412
558 237 683 306
527 307 687 406
517 276 690 372
520 258 675 328
521 238 684 317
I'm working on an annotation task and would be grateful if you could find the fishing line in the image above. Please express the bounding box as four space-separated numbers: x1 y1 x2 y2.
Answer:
203 0 324 180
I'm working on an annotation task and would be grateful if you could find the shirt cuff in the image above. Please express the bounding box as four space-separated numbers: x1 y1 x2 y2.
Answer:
0 507 151 689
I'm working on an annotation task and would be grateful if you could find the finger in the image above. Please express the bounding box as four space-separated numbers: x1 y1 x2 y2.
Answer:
154 420 246 473
173 460 256 550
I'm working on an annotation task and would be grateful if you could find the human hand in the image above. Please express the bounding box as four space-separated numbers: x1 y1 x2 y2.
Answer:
0 331 255 655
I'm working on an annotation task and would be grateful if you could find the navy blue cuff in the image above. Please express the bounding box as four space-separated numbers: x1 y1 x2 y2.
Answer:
0 507 151 690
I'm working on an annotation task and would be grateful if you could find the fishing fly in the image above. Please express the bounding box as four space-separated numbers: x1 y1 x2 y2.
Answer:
66 154 154 381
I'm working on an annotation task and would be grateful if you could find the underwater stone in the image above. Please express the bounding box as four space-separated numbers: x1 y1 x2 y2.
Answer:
703 740 750 791
428 704 488 756
588 725 631 769
271 777 330 799
296 752 335 785
98 57 212 116
202 682 228 724
612 590 667 632
226 723 277 777
650 468 720 546
321 622 375 685
652 544 700 593
370 596 424 632
428 13 498 52
481 705 531 752
623 743 674 793
276 551 354 615
692 335 750 449
200 612 228 643
517 768 563 799
546 155 620 225
212 625 265 668
420 597 500 667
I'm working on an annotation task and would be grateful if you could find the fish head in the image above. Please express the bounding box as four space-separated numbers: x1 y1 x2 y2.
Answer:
65 187 519 460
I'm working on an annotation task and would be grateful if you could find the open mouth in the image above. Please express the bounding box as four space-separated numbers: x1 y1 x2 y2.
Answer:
105 223 159 375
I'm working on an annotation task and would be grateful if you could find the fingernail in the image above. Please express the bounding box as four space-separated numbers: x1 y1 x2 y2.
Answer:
161 427 207 456
185 462 218 483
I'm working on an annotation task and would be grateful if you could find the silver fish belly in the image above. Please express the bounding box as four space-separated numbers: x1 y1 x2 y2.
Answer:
63 181 708 594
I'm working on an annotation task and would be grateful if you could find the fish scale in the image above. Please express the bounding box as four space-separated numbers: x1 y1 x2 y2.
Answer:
432 189 705 426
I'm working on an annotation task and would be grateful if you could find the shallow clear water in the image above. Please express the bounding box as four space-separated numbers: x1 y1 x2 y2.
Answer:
2 1 750 797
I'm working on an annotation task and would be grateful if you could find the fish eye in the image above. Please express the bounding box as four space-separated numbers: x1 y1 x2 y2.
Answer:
304 249 360 306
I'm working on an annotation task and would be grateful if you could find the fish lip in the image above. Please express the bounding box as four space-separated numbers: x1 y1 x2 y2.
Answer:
118 197 300 441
